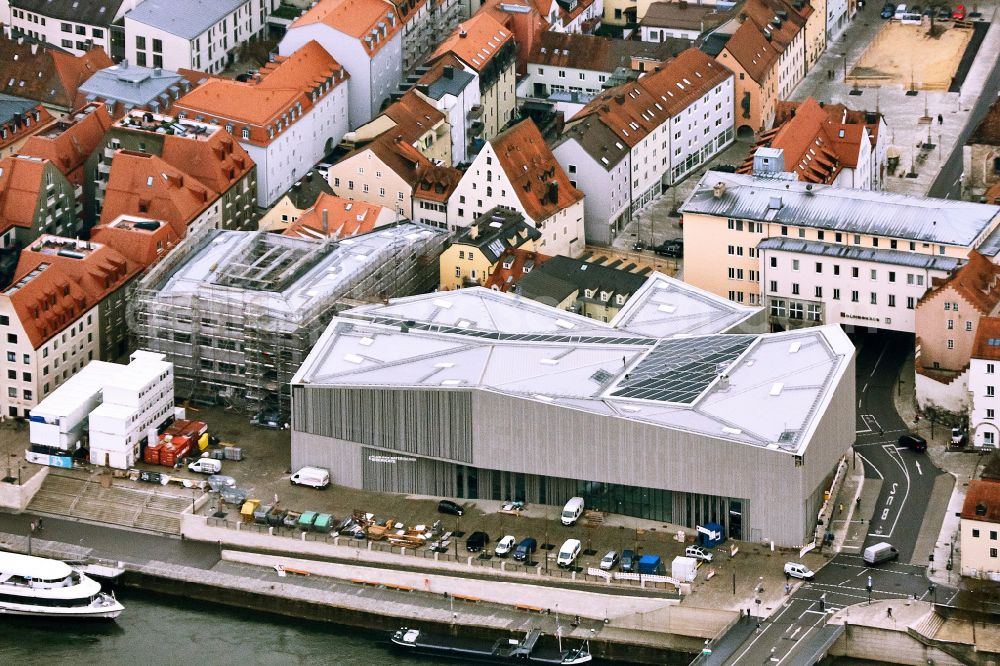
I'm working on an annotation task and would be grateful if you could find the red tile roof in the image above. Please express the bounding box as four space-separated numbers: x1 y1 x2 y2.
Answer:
430 13 513 73
0 36 112 109
381 89 447 145
5 235 139 348
291 0 403 55
484 247 552 292
0 155 48 236
174 40 347 146
90 215 180 269
99 151 214 231
961 479 1000 523
282 192 391 240
922 250 1000 314
413 163 462 203
19 103 113 184
972 317 1000 361
490 119 583 221
0 103 55 152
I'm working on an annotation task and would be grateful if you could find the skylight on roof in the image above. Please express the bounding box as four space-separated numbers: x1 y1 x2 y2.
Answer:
533 394 554 402
769 382 784 396
359 337 374 346
344 354 364 364
722 427 743 435
554 319 574 329
657 304 677 313
433 298 453 309
435 362 455 368
789 341 801 353
456 320 471 328
441 379 461 386
540 358 559 365
620 405 641 412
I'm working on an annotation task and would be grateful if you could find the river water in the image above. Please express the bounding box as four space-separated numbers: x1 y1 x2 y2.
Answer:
0 589 874 665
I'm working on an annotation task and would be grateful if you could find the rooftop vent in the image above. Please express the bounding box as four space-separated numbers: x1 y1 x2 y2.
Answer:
712 182 726 198
976 503 988 516
768 196 783 210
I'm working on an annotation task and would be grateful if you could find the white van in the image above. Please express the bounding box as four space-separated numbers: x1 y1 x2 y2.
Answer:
863 542 899 566
290 466 330 489
188 457 222 474
893 3 907 17
560 497 585 526
557 538 582 568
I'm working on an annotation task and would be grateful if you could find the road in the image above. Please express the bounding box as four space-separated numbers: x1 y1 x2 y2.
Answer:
702 332 958 665
929 37 1000 198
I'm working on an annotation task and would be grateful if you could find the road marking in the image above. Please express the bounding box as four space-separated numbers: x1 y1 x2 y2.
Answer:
856 452 883 479
789 626 801 638
728 599 804 664
915 460 923 476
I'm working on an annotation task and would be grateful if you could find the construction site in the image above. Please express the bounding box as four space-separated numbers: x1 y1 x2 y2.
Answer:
129 222 448 417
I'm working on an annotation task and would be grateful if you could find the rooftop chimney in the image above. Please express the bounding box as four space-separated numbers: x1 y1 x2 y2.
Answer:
459 30 468 38
712 182 726 198
469 224 480 240
444 65 454 79
322 209 329 235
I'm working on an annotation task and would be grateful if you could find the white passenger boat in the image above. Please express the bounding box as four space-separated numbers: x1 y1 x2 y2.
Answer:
0 552 124 619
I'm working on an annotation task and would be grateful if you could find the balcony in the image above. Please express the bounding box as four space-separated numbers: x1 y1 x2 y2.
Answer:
467 120 484 140
467 105 483 120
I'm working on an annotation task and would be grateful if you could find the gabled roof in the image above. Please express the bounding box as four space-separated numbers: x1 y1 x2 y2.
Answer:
720 0 808 83
157 124 254 195
125 0 250 39
360 133 434 188
0 94 54 151
4 235 139 348
641 1 735 31
381 89 447 144
99 151 215 231
453 207 541 263
563 48 731 166
90 215 180 269
720 18 779 84
174 40 348 146
12 0 130 25
961 480 1000 523
77 61 193 113
0 155 48 235
290 0 403 55
413 163 462 202
20 103 113 184
415 54 477 101
518 254 647 305
489 119 583 222
528 31 678 72
971 317 1000 362
430 13 514 73
484 248 552 292
0 35 112 109
922 250 1000 314
283 192 393 240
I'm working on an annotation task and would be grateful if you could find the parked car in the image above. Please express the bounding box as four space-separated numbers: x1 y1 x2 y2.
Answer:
654 240 684 257
557 539 582 568
437 499 464 516
188 457 222 475
290 466 330 489
893 3 907 17
937 5 951 17
899 432 927 452
599 550 620 571
633 240 646 252
880 3 897 17
685 545 714 563
513 537 537 561
784 561 815 580
952 3 965 18
495 535 517 557
950 428 968 448
251 408 282 429
621 549 637 573
466 531 490 553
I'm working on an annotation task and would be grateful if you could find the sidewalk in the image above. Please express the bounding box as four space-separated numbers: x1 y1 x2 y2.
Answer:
827 453 871 555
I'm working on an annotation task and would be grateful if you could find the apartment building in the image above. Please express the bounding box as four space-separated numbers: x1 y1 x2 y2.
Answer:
0 155 80 251
84 110 257 234
552 48 733 245
516 254 647 321
681 172 1000 311
439 207 540 290
20 103 114 190
959 480 1000 579
279 0 403 128
342 89 452 166
638 2 733 42
5 0 141 58
409 56 481 165
0 94 55 158
969 321 1000 449
281 192 397 240
717 0 807 136
258 170 333 233
0 235 139 417
124 0 278 74
0 34 112 114
739 98 888 190
429 13 516 143
448 119 585 257
173 40 347 207
28 350 174 469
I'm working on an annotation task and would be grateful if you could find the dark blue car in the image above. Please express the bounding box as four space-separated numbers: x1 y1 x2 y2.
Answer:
513 537 537 561
621 549 637 573
880 3 896 17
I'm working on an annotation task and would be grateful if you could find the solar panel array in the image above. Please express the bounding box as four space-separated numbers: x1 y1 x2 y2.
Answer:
610 335 757 403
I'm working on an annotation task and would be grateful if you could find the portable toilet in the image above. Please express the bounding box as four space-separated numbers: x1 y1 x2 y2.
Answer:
672 556 698 582
697 522 726 548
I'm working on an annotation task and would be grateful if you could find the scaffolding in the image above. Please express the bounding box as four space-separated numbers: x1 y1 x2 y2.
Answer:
130 222 448 416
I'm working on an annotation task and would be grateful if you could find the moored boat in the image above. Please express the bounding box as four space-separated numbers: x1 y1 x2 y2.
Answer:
390 626 592 664
0 551 124 619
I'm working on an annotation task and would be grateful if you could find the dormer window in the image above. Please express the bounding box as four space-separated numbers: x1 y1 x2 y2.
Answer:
600 291 609 301
241 127 250 140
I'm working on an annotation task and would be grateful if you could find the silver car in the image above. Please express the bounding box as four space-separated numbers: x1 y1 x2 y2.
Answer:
599 550 619 571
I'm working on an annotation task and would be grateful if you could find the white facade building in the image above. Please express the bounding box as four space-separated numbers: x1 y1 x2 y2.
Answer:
969 354 1000 448
552 48 733 246
124 0 278 74
279 0 404 129
412 57 481 166
447 119 585 257
5 0 142 57
757 238 960 333
28 351 174 469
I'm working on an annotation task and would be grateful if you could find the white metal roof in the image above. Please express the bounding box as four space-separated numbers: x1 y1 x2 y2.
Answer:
294 287 853 453
682 172 1000 247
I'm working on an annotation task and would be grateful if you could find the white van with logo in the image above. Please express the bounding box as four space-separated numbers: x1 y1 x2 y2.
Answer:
188 457 222 474
561 497 585 526
290 466 330 489
557 538 582 568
